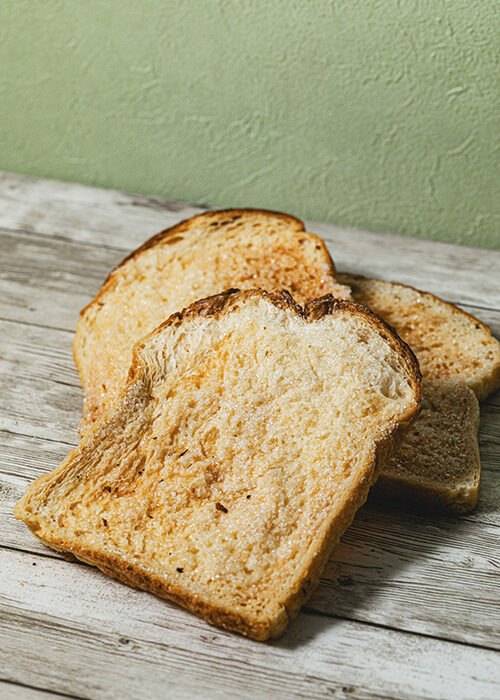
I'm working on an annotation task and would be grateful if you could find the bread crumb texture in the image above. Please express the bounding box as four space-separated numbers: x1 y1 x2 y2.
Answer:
17 291 419 639
342 275 500 400
75 210 350 432
342 274 500 512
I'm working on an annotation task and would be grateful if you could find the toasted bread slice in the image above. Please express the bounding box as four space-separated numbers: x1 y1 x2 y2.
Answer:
74 209 350 433
377 378 480 512
17 290 421 640
340 274 500 512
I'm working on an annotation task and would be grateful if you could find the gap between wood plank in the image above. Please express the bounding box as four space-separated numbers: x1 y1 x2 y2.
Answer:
301 606 499 654
0 428 75 448
0 678 85 700
0 224 130 256
9 221 500 316
3 540 479 651
14 216 499 313
3 223 500 315
0 317 74 336
2 541 498 656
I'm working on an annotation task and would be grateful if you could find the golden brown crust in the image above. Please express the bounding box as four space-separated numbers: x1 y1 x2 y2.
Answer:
74 208 345 434
339 273 500 401
305 295 423 407
131 288 422 624
26 529 287 640
79 209 311 318
120 208 305 265
277 413 417 631
129 289 421 412
339 273 493 335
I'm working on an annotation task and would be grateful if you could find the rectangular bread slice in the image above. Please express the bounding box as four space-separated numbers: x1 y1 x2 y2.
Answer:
74 209 350 434
16 290 421 640
340 274 500 513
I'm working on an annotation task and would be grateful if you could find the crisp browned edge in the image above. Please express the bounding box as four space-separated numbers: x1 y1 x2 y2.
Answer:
77 208 325 319
73 208 340 431
340 273 492 514
21 288 422 641
339 273 500 401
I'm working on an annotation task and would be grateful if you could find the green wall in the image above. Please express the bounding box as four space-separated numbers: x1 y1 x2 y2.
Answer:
1 1 498 249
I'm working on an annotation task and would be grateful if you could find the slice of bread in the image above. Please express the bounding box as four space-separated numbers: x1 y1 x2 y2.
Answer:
340 274 500 512
74 209 350 434
378 378 480 513
17 290 421 640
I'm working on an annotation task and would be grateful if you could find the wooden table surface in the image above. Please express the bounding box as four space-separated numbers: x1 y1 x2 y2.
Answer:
0 172 499 700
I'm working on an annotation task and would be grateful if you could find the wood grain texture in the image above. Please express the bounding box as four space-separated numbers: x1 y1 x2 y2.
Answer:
0 681 77 700
1 170 499 311
2 547 500 700
1 172 499 699
2 227 500 337
0 171 205 249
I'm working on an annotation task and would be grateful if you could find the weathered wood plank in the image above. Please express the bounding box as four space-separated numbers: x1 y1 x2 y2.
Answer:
0 681 76 700
1 171 500 696
2 228 500 338
0 320 81 444
2 547 499 700
0 170 205 249
325 230 500 311
1 171 499 310
2 428 499 648
0 229 122 332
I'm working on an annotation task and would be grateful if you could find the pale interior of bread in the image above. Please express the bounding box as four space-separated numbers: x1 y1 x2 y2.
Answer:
18 293 417 638
382 379 480 511
75 212 350 430
341 274 500 511
341 274 500 400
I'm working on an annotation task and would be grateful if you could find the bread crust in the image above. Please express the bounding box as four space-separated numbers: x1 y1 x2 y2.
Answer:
79 209 335 318
340 273 498 514
340 273 500 400
74 209 346 432
305 295 422 405
19 289 422 640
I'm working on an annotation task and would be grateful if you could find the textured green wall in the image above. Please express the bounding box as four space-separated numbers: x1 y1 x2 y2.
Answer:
1 1 499 248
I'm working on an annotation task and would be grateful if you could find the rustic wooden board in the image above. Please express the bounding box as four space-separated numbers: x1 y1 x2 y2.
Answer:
1 171 499 311
0 681 69 700
1 172 499 699
3 548 500 700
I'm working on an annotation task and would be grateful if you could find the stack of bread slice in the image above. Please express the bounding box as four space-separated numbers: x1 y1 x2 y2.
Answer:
15 210 500 640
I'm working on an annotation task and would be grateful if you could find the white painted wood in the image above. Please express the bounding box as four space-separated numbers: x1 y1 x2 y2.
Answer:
0 171 499 310
0 170 205 249
312 221 500 310
1 172 500 698
0 229 122 332
2 547 500 700
0 682 73 700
